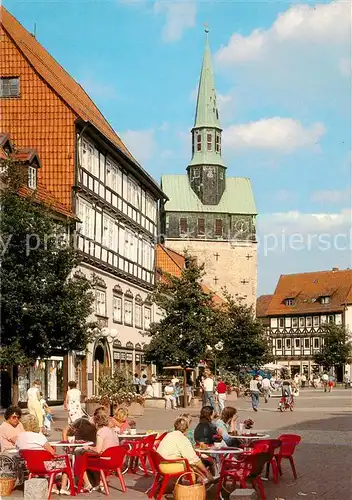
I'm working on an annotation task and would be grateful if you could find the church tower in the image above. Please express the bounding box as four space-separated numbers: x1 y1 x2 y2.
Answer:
161 30 258 307
188 29 226 206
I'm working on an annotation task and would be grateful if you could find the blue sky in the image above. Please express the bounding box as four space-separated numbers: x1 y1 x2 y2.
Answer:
5 0 352 294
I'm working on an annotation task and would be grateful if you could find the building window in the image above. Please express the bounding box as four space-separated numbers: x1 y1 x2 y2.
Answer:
0 77 20 97
216 134 220 153
106 159 122 195
144 307 151 330
95 290 106 317
80 139 99 178
198 218 205 235
295 338 300 348
113 296 122 323
215 219 223 236
277 339 282 349
285 338 291 349
28 166 37 189
197 134 202 152
306 317 312 327
313 316 319 327
328 315 335 324
304 338 310 349
285 298 294 306
219 170 224 180
279 318 284 328
313 338 319 349
193 168 200 178
124 299 133 326
207 133 212 151
180 218 188 234
77 198 95 240
320 296 330 304
299 317 305 328
146 195 156 221
292 317 298 328
135 304 142 328
102 214 116 251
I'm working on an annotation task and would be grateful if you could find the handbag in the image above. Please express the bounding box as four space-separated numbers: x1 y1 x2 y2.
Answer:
173 471 206 500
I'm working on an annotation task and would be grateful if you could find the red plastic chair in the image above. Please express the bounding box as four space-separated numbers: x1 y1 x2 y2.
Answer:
124 433 157 475
275 434 301 479
216 452 270 500
148 450 193 500
250 439 282 483
154 432 167 450
77 445 128 495
20 449 75 499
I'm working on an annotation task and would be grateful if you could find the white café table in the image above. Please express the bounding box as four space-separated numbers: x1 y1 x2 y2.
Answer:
49 441 93 448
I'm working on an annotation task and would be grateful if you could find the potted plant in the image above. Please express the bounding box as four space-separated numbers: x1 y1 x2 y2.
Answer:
85 369 145 417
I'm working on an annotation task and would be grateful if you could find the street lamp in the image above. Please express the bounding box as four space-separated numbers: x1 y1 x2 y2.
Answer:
206 342 224 375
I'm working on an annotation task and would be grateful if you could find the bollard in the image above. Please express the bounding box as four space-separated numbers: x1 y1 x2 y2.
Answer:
230 488 258 499
24 478 48 500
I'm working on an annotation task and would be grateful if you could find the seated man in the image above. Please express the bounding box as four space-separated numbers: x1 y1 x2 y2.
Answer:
157 417 213 481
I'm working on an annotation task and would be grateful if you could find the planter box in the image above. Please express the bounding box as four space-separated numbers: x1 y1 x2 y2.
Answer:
145 398 165 410
85 402 108 415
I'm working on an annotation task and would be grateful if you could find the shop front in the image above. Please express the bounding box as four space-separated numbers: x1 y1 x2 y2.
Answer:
18 356 64 404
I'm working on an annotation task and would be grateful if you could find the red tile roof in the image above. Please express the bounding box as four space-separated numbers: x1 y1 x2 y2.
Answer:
256 295 273 318
1 7 135 164
265 269 352 316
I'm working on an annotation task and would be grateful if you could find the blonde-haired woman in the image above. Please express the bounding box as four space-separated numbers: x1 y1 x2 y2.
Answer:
111 408 130 434
27 380 44 432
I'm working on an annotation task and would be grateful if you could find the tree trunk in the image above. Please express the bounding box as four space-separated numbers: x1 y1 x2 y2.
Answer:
12 365 19 405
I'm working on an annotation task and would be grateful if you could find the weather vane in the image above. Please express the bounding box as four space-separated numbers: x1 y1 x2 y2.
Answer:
203 23 209 34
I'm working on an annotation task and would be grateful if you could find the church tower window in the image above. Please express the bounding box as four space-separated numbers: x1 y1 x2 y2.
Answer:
216 134 221 153
197 134 202 152
179 218 188 234
207 133 212 151
198 218 205 235
215 219 223 236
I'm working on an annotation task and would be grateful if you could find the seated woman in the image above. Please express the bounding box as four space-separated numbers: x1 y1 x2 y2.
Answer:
0 406 24 452
110 408 131 434
16 415 60 494
158 417 212 481
194 406 218 445
214 407 241 447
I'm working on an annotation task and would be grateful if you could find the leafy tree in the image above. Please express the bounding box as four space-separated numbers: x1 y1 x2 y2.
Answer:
0 160 97 400
213 291 273 372
144 255 218 368
313 323 352 370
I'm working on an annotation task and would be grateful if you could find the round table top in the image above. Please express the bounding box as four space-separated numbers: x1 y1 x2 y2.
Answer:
49 441 93 447
194 447 243 455
236 434 270 440
118 433 148 439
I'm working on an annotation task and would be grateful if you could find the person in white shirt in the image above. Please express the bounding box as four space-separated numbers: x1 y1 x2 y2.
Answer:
164 381 176 410
249 376 261 411
261 376 271 403
202 371 215 409
300 373 307 389
322 372 329 392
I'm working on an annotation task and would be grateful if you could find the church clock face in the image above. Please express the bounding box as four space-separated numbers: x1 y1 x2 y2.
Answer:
235 218 249 234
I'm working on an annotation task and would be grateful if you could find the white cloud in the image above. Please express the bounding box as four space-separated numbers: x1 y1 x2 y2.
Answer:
310 188 351 204
257 208 352 293
120 129 156 163
222 117 325 152
216 1 350 66
154 0 196 42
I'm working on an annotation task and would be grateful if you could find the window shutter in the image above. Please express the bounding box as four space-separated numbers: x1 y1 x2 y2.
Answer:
215 219 223 236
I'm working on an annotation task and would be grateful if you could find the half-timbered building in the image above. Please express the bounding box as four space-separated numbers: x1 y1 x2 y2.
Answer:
0 7 165 400
257 268 352 381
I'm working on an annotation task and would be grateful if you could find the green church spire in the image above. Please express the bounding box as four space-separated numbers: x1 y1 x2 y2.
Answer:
189 28 225 170
194 28 221 129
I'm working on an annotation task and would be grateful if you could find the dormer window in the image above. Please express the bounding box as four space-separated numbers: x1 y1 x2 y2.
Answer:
28 165 37 189
320 296 330 304
197 134 202 152
216 134 221 153
285 298 294 306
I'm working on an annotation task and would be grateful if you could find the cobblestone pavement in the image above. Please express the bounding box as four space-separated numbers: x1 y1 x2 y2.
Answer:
10 388 352 500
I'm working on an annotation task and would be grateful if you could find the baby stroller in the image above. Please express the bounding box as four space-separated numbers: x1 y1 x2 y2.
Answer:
278 390 294 412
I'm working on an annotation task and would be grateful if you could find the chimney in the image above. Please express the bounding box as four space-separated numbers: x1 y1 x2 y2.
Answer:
332 267 339 272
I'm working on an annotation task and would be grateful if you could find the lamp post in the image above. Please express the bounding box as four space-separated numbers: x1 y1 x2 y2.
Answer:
206 342 224 375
